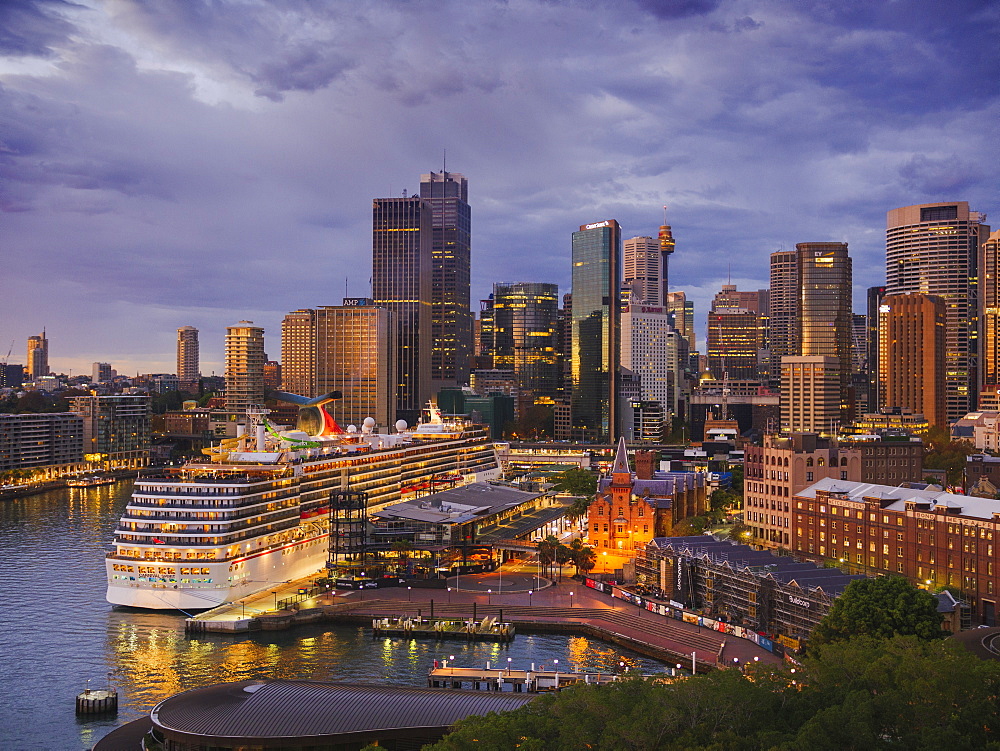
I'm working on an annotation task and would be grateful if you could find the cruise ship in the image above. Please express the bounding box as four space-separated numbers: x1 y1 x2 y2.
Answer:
106 399 500 610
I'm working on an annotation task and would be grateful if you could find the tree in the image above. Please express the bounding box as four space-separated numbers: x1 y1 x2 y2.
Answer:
810 576 945 647
549 467 598 496
564 495 591 526
727 522 751 542
569 539 596 576
537 535 560 580
923 425 976 487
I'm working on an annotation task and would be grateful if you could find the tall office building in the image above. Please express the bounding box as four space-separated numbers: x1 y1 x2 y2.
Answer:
623 225 676 308
877 292 947 428
491 282 559 412
571 220 621 442
796 242 853 422
768 250 798 386
68 394 151 469
865 286 886 413
886 202 990 420
980 230 1000 388
26 331 48 379
666 291 694 351
420 171 472 389
225 321 265 413
281 303 395 428
706 307 761 381
780 355 841 435
373 195 433 425
621 301 683 424
176 326 200 392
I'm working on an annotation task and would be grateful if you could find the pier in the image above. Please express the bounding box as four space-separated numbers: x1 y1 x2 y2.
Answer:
372 615 514 642
426 664 677 692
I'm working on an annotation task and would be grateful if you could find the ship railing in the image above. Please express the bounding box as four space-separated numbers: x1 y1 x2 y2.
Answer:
275 585 326 612
113 518 301 546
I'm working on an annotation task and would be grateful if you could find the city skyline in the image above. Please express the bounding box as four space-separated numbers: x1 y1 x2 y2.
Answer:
2 1 998 375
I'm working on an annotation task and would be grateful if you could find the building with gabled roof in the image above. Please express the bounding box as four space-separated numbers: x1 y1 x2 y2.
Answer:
792 476 1000 626
637 534 866 647
587 437 707 554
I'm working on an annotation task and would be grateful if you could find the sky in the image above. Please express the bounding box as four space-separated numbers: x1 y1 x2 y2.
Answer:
2 0 999 378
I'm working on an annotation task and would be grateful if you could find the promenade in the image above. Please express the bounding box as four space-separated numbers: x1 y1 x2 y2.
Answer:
190 559 782 671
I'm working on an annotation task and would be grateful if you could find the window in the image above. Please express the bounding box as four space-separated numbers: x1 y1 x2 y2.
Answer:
806 472 814 482
841 471 848 480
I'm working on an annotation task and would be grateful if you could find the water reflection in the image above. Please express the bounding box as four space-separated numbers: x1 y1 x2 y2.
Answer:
0 481 667 750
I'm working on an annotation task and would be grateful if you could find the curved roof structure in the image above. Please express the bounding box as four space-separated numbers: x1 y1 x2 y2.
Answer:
149 680 535 745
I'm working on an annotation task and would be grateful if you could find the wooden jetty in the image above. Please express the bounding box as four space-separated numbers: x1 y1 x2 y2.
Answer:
372 615 514 642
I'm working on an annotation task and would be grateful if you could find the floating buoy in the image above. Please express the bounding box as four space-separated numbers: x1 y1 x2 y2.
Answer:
76 688 118 715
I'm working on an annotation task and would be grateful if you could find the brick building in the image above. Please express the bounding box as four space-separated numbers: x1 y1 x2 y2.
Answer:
793 477 1000 626
587 437 706 554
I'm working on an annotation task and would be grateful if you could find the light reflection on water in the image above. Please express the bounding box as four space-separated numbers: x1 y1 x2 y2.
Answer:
0 482 666 751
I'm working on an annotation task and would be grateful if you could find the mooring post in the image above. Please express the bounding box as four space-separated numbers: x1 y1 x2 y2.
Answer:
430 599 434 619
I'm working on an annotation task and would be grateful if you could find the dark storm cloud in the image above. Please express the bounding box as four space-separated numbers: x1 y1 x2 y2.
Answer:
0 0 78 57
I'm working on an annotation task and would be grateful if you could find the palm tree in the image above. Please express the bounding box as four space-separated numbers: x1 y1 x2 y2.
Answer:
537 535 560 580
564 495 592 529
572 542 597 577
554 543 573 582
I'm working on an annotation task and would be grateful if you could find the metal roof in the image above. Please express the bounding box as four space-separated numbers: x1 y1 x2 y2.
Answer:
151 680 536 741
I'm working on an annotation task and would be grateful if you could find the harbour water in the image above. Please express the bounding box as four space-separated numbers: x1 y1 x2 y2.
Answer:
0 482 666 750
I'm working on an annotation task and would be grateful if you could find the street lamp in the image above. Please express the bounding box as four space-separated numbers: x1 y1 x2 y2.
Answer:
732 657 740 670
407 586 412 602
528 589 533 607
487 588 492 605
569 590 574 608
447 586 452 604
507 657 512 674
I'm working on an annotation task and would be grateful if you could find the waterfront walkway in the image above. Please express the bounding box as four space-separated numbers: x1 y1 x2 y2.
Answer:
188 565 782 671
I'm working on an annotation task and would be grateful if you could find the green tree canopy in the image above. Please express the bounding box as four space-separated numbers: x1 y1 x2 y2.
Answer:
425 636 1000 750
810 576 945 647
549 467 597 496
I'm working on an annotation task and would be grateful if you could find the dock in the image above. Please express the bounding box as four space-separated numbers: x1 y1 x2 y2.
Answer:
372 615 514 642
427 665 679 692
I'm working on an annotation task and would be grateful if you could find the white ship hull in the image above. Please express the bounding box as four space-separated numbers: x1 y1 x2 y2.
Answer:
107 532 330 611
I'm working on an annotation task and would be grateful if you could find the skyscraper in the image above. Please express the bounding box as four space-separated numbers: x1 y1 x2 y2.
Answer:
491 282 559 412
707 307 761 381
666 291 695 352
780 356 841 434
768 250 798 386
980 229 1000 389
420 171 471 389
571 219 621 442
796 242 853 422
878 292 947 428
225 321 265 413
886 202 990 420
622 223 675 307
621 301 683 426
373 195 433 425
281 304 395 428
26 331 48 379
176 326 199 393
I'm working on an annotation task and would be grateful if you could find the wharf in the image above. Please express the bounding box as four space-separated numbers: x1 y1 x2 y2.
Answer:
426 665 660 692
372 615 514 642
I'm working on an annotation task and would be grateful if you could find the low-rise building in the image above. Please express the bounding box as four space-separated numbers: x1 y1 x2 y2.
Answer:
792 477 1000 626
637 535 865 645
68 394 151 469
588 437 707 554
0 412 86 477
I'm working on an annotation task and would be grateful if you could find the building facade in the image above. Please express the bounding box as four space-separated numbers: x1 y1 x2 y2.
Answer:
0 412 84 472
491 282 559 413
793 476 1000 626
373 196 433 425
588 438 707 553
706 307 761 381
571 220 621 442
621 302 684 425
780 355 841 434
26 331 49 379
877 292 947 428
744 433 862 548
981 230 1000 389
769 250 798 387
68 395 151 469
224 321 265 413
886 202 990 420
796 242 853 420
280 304 395 428
420 171 472 389
176 326 199 392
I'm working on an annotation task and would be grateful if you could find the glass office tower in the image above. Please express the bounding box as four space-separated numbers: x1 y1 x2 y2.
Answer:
571 220 621 442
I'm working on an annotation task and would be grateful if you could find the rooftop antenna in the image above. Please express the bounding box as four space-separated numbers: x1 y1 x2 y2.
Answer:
443 148 447 176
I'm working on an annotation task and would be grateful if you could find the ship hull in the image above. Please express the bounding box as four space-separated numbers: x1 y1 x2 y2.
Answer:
106 532 330 611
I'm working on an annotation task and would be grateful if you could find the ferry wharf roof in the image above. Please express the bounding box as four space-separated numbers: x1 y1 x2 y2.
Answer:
148 680 536 748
